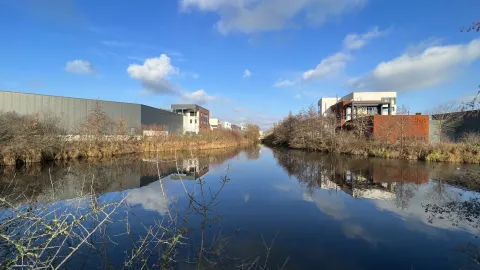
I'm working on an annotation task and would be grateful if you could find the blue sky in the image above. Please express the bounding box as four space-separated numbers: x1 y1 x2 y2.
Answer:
0 0 479 129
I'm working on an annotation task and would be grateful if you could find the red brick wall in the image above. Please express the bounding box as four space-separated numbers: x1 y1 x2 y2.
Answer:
198 107 210 132
372 115 429 143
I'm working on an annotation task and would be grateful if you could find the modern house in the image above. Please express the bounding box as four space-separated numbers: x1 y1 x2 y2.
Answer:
223 121 232 130
231 124 241 132
318 91 430 142
171 104 210 134
318 92 397 126
209 118 222 130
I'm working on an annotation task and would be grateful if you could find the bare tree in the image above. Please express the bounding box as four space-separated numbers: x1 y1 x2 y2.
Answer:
461 22 480 112
430 103 464 143
244 124 261 142
395 105 411 154
461 21 480 32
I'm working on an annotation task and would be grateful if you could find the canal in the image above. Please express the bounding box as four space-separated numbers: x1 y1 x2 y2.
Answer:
1 146 480 269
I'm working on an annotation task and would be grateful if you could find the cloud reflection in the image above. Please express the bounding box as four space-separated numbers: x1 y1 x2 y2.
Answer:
127 181 173 214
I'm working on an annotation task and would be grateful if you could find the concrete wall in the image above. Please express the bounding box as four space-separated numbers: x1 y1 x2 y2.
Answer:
140 105 183 133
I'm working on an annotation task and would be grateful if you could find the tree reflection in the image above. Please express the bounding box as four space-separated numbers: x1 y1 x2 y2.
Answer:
272 148 424 207
0 147 248 206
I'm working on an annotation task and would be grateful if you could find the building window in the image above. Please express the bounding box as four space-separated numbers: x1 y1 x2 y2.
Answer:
195 119 197 124
190 119 192 124
190 112 195 116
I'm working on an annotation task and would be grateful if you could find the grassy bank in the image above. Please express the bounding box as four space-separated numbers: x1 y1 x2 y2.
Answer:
263 106 480 164
0 109 259 166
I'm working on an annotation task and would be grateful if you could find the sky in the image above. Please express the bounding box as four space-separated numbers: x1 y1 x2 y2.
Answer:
0 0 479 130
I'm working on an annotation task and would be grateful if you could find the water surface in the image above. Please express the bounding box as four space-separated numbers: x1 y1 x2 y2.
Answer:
1 146 480 269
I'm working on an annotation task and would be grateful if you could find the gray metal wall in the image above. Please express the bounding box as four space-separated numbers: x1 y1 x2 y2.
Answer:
0 91 141 131
140 105 183 133
0 91 183 133
430 112 480 142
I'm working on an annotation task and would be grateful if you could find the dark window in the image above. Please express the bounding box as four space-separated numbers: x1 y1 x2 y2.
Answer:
190 112 195 116
195 119 197 124
190 119 192 124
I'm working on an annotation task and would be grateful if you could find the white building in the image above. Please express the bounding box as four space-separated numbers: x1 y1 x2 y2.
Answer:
209 118 222 129
342 92 397 115
318 97 340 116
223 121 232 130
171 104 210 134
318 92 397 120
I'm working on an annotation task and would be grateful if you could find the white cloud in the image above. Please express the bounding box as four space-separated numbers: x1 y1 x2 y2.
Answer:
343 26 387 50
302 52 351 81
243 69 252 78
181 89 216 105
273 79 296 87
273 27 383 87
127 54 179 94
295 93 302 99
65 60 94 74
350 39 480 92
180 0 366 35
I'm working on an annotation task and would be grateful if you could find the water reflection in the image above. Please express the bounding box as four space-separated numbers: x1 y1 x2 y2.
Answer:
272 148 480 233
0 147 251 206
1 145 480 269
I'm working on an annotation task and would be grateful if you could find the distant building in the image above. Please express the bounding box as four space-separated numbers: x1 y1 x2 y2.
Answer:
318 91 397 126
209 118 222 130
231 124 241 132
171 104 210 134
223 121 232 130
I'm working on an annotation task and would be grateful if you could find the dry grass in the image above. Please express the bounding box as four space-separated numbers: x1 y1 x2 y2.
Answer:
265 105 480 164
0 108 255 166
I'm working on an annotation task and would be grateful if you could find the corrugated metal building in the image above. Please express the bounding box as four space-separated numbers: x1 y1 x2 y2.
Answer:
0 90 183 133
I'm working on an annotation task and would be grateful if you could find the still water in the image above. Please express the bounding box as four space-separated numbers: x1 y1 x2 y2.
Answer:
1 146 480 269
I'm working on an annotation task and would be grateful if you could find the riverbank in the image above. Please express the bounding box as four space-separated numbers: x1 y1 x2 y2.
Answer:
0 133 254 166
265 105 480 164
263 135 480 164
0 110 260 166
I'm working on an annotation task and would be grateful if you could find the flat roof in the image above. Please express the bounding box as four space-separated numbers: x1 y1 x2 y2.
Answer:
171 104 209 111
0 89 171 112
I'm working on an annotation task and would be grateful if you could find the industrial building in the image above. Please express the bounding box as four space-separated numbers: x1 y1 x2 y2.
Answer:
0 90 184 133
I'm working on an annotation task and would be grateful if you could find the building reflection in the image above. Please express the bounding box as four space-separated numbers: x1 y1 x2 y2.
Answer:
273 149 430 202
0 147 246 205
170 157 210 180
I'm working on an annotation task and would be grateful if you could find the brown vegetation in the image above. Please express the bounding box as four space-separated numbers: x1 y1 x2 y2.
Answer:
0 104 259 166
264 104 480 164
